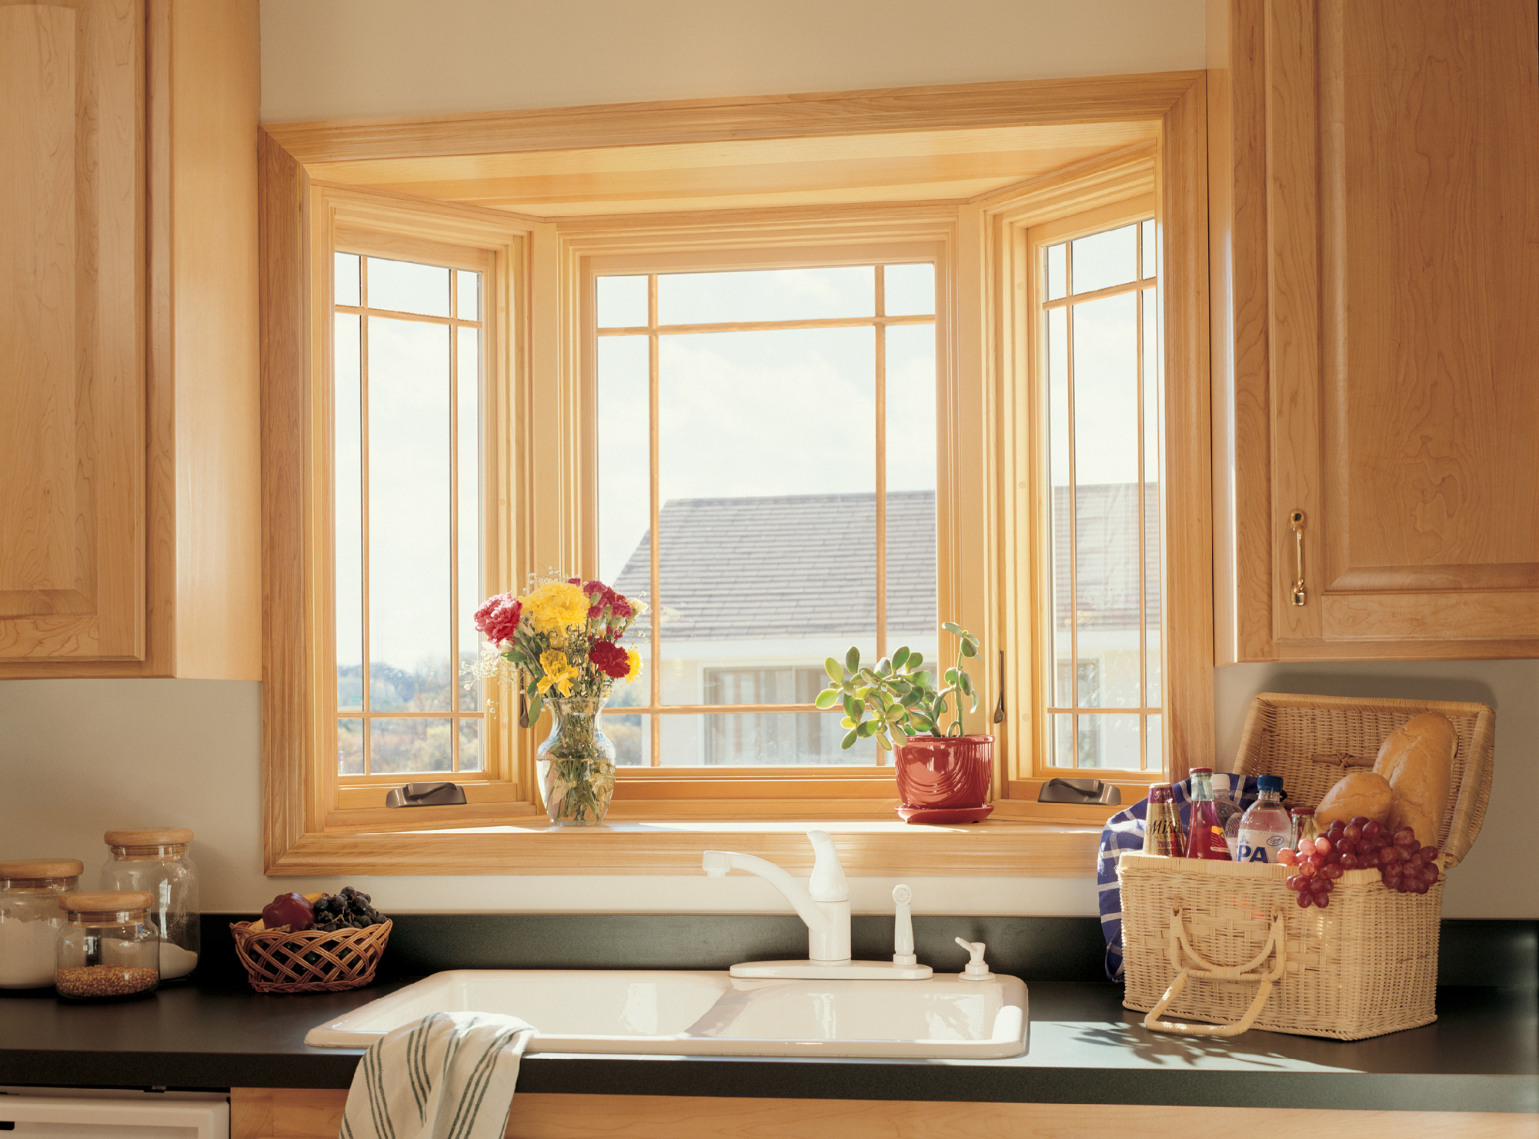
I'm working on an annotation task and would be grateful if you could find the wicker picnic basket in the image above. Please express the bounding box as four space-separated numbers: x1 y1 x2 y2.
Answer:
229 919 392 994
1119 693 1494 1040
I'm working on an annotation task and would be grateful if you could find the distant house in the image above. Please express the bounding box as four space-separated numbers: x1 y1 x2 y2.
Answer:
609 484 1157 766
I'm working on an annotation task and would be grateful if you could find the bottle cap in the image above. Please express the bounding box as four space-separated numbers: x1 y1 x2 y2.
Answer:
1189 766 1213 775
1291 806 1315 816
1148 784 1175 803
1258 775 1283 793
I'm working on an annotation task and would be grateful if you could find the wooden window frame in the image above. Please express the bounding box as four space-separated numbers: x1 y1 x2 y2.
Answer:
260 73 1212 874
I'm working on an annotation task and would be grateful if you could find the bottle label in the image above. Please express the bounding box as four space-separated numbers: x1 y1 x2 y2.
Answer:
1236 833 1286 863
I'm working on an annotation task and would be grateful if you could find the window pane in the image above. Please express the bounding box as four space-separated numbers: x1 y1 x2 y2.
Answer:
1077 712 1142 771
1051 712 1076 767
1141 220 1157 280
1145 713 1162 772
658 266 874 325
368 256 450 317
653 327 877 718
459 718 482 773
608 710 648 767
368 317 452 712
1071 224 1137 295
885 323 937 652
883 263 934 316
370 718 452 774
598 336 651 585
656 711 877 766
1072 293 1140 709
1045 244 1066 301
335 252 360 307
335 313 363 710
338 719 363 775
457 270 479 320
1046 307 1072 706
457 325 483 712
598 275 649 328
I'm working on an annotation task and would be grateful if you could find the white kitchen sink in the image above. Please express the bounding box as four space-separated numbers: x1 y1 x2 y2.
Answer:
305 969 1029 1059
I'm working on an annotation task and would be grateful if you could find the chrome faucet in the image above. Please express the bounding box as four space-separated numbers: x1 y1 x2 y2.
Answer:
702 830 931 980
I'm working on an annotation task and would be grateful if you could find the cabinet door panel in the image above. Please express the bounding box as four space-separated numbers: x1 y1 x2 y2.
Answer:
0 0 145 660
1267 0 1539 646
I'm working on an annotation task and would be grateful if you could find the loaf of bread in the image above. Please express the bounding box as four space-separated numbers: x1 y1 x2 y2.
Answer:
1374 712 1456 847
1315 770 1394 827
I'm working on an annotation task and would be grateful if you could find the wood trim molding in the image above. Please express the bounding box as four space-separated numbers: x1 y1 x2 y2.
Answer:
232 1088 1535 1139
261 72 1207 164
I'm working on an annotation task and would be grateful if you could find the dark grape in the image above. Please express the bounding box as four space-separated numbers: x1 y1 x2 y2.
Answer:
1363 819 1383 840
1419 846 1440 862
1286 875 1305 892
1299 861 1317 878
1297 892 1314 908
1394 827 1419 849
1343 823 1363 843
1322 864 1343 880
1339 852 1358 870
1315 890 1331 908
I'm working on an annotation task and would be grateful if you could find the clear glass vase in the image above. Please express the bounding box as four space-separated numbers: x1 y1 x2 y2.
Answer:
536 696 617 825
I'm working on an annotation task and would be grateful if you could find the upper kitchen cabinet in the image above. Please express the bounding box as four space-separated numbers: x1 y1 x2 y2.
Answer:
1210 0 1539 662
0 0 260 678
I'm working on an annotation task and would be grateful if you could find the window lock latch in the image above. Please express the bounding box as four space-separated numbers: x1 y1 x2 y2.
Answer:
385 781 468 808
1037 777 1121 805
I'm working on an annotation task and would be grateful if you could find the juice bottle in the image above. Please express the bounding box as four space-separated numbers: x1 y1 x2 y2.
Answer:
1235 775 1292 864
1185 768 1233 860
1142 784 1186 857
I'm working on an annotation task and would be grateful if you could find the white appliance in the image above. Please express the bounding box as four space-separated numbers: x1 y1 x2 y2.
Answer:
0 1089 228 1139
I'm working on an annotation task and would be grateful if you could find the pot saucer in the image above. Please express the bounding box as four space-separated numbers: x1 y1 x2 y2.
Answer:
895 804 993 825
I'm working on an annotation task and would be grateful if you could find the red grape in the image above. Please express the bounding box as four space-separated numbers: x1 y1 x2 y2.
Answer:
1380 845 1403 864
1314 836 1333 855
1322 864 1343 880
1286 875 1305 892
1279 848 1298 866
1360 850 1379 868
1394 827 1418 849
1363 819 1383 840
1299 860 1317 878
1323 851 1341 866
1315 890 1330 908
1419 846 1440 862
1298 891 1314 908
1349 815 1370 829
1335 839 1356 856
1421 864 1440 884
1343 823 1363 842
1408 879 1429 895
1311 875 1331 893
1339 852 1359 870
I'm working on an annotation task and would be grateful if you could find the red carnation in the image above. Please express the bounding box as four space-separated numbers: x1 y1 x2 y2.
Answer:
473 593 522 645
589 640 630 680
610 596 634 619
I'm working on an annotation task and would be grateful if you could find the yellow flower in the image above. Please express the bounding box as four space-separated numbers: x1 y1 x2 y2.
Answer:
537 648 577 697
624 647 642 682
539 649 569 674
521 581 588 635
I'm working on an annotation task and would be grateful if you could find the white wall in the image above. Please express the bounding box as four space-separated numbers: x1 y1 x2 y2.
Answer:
258 0 1206 122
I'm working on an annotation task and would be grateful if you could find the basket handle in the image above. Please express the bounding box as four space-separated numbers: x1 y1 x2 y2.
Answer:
1143 906 1287 1038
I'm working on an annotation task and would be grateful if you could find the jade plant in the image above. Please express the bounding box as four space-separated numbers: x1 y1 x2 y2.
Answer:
815 623 982 751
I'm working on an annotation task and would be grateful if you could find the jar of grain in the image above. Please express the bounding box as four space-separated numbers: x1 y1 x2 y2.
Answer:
100 828 199 980
0 859 83 989
55 891 159 1001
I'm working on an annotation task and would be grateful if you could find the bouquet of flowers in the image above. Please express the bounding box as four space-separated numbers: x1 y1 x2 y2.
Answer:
470 575 643 726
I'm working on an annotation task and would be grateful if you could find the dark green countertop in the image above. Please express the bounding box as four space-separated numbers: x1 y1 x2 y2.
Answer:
1 915 1532 1113
0 979 1532 1113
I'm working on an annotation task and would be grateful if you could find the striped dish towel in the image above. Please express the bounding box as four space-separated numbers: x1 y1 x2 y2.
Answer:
340 1012 534 1139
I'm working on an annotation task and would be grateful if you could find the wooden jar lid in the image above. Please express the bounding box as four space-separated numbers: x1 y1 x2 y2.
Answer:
0 858 84 880
104 828 193 847
59 890 153 913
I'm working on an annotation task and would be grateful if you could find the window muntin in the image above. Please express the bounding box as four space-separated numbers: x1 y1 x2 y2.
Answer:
1041 218 1162 773
332 251 487 777
596 264 938 768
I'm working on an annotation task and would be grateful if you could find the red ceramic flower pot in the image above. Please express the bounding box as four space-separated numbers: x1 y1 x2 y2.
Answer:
894 734 993 813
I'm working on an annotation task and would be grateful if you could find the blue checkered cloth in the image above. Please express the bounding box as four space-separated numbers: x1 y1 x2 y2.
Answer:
1097 773 1261 980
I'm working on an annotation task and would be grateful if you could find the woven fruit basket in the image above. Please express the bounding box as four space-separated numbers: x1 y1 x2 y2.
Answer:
1118 693 1494 1041
229 920 392 994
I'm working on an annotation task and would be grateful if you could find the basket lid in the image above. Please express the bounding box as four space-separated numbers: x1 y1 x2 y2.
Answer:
0 858 83 880
59 890 153 914
104 828 193 847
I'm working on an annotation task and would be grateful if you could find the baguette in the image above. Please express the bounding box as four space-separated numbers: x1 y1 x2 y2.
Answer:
1373 711 1456 847
1315 770 1393 827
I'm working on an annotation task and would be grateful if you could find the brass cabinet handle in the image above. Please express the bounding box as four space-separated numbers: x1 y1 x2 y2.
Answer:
1289 510 1307 606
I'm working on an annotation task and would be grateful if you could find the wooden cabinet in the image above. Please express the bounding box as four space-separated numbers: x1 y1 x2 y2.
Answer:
1210 0 1539 662
0 0 260 678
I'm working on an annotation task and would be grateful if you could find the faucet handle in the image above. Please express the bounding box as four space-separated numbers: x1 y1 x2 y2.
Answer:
892 885 916 966
954 936 993 981
805 830 849 902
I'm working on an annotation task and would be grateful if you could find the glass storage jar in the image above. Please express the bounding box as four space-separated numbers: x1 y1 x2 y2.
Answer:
56 891 159 1001
0 859 84 989
101 828 199 980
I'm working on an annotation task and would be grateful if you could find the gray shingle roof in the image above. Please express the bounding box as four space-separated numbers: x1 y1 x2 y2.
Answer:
1053 482 1161 629
614 491 936 640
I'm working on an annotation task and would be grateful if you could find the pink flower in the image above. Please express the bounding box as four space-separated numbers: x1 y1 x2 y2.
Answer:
610 596 634 619
473 593 523 645
589 640 631 680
